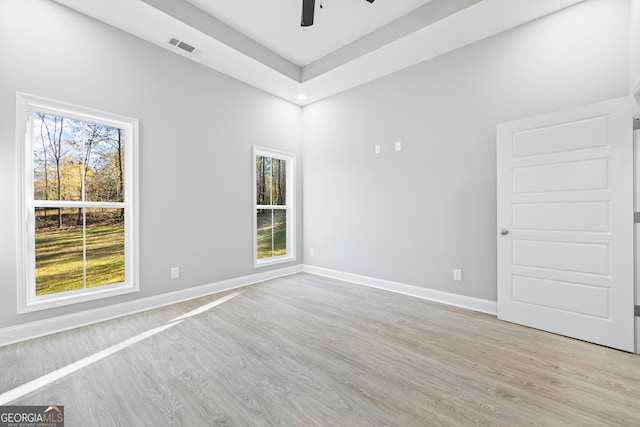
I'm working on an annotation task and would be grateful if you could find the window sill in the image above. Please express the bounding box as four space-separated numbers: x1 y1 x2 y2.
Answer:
19 282 139 314
254 254 297 269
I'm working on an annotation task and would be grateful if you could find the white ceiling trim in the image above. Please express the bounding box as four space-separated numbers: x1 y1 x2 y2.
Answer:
299 0 586 104
53 0 585 106
185 0 435 66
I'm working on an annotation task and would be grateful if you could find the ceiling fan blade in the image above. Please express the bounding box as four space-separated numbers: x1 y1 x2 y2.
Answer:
301 0 373 27
301 0 315 27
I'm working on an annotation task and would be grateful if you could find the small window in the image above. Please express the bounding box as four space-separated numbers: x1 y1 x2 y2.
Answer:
253 146 295 267
16 93 139 313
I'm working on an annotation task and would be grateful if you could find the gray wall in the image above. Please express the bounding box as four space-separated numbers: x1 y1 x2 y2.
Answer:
302 0 630 301
632 0 640 91
0 0 302 329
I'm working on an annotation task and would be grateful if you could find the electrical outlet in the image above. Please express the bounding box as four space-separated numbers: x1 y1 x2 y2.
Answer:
453 269 462 281
171 267 180 279
310 248 315 256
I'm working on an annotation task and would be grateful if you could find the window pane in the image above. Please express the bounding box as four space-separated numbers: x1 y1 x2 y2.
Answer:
271 158 286 206
256 209 287 260
257 209 273 259
256 155 272 205
85 126 125 202
86 208 125 288
32 113 80 201
35 207 84 295
33 113 126 203
256 155 286 207
273 209 287 256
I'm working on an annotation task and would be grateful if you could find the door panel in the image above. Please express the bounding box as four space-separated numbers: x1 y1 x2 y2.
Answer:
497 96 635 352
512 202 610 232
511 115 608 158
512 276 610 318
512 159 609 193
512 240 609 275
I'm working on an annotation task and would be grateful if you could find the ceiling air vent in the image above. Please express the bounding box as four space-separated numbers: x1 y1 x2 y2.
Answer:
168 37 196 53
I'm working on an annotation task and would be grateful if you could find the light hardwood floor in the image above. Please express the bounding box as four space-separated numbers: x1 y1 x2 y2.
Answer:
1 273 640 426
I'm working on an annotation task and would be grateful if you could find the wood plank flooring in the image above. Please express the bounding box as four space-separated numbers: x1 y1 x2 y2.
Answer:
1 273 640 426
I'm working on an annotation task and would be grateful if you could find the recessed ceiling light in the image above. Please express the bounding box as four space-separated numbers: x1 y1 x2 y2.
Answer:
297 94 307 100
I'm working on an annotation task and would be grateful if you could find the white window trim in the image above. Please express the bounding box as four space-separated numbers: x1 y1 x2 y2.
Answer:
15 93 140 314
252 146 296 268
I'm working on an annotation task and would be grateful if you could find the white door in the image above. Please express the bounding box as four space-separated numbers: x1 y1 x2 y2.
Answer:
497 96 635 352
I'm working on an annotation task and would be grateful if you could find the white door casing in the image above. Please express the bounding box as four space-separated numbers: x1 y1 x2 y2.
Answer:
497 97 635 352
636 123 640 353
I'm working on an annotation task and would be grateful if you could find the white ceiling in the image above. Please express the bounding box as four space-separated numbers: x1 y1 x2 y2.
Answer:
51 0 585 106
185 0 434 66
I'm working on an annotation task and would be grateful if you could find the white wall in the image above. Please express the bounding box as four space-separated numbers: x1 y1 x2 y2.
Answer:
302 0 630 301
0 0 302 329
632 0 640 94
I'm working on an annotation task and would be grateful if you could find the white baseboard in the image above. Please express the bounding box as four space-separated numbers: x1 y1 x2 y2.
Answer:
0 264 497 348
0 265 303 347
303 265 497 316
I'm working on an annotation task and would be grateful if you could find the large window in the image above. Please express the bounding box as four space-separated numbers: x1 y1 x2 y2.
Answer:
16 93 139 313
253 147 295 267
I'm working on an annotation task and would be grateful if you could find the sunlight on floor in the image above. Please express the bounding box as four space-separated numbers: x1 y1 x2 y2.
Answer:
0 291 244 405
170 290 245 323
